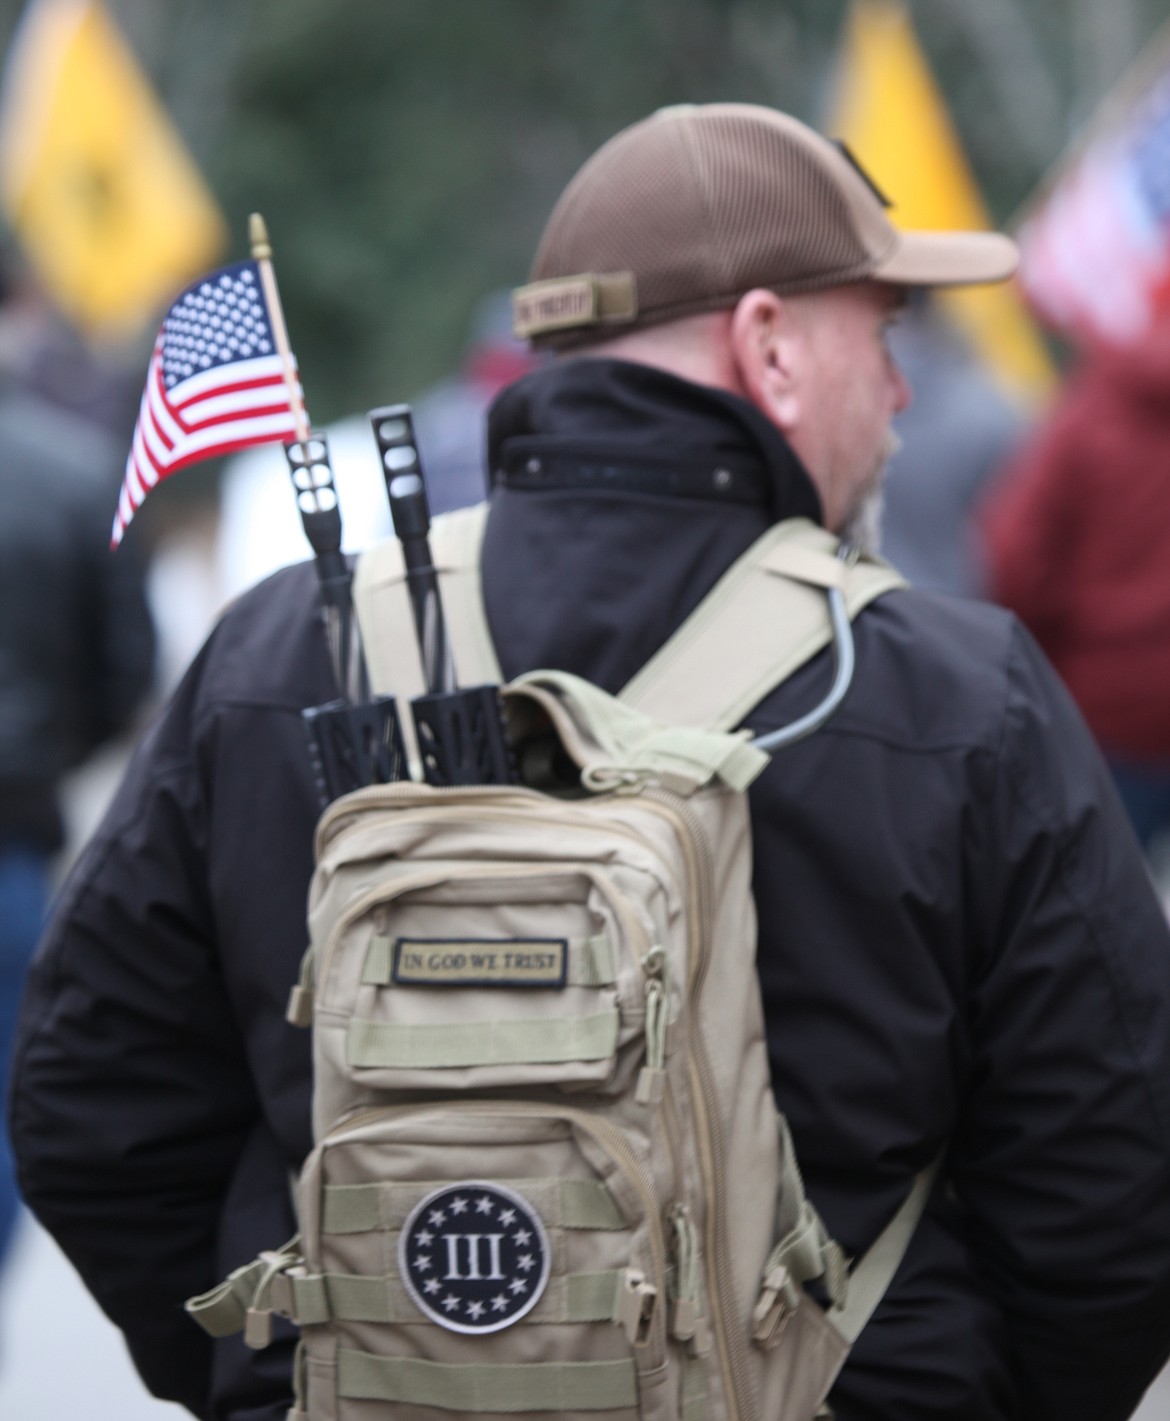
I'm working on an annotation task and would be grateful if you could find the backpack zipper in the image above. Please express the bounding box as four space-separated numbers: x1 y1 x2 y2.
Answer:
639 787 755 1421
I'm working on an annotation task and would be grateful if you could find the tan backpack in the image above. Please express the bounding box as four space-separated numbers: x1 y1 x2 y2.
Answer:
188 508 933 1421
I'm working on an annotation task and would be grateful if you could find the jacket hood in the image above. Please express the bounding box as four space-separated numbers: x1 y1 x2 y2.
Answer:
480 356 821 694
487 356 822 524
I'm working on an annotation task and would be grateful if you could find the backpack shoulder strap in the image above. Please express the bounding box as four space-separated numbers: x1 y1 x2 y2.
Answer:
619 518 906 731
353 502 502 696
354 509 906 730
828 1154 942 1344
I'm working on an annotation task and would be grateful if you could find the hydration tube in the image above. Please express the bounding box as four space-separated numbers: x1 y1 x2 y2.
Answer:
752 544 858 754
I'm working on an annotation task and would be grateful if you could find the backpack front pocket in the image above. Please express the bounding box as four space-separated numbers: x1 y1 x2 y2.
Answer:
314 864 662 1114
292 1103 678 1421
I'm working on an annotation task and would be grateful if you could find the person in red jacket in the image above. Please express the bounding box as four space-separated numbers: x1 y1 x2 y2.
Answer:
981 314 1170 850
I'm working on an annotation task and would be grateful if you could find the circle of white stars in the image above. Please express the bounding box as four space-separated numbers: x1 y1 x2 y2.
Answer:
398 1182 550 1335
160 266 274 388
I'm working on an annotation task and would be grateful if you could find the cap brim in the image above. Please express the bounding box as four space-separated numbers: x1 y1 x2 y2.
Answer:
873 229 1019 287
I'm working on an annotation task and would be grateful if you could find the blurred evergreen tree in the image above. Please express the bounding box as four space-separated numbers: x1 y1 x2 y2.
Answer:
0 0 1166 421
208 0 848 418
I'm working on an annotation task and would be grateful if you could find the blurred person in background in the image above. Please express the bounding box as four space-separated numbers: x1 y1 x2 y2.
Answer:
0 257 140 440
882 295 1028 598
408 289 541 514
0 261 156 1278
981 313 1170 853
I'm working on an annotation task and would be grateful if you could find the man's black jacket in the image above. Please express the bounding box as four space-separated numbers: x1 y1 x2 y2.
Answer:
12 359 1170 1421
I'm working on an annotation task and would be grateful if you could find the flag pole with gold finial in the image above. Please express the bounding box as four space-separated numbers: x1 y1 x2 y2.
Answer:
248 212 360 717
249 211 312 443
243 215 412 801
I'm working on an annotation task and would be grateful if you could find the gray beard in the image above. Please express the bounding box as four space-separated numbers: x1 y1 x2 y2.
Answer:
837 429 901 558
839 486 885 558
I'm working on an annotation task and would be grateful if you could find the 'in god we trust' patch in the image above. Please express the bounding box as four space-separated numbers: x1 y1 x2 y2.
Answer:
393 938 568 989
399 1181 551 1333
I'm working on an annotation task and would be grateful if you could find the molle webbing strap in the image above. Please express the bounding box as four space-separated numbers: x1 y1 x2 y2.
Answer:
765 1199 847 1303
619 519 906 731
682 1355 710 1421
281 1268 632 1329
346 1009 620 1070
353 503 502 699
185 1257 268 1337
185 1238 302 1339
322 1176 627 1234
338 1349 640 1412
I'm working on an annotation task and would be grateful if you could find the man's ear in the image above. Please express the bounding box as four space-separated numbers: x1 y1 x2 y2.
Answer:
728 289 803 435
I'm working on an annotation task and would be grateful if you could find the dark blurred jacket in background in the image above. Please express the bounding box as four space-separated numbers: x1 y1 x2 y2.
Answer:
0 337 156 1274
0 388 155 852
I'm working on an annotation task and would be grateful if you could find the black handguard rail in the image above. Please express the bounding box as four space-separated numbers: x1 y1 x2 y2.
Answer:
368 406 516 788
287 432 406 806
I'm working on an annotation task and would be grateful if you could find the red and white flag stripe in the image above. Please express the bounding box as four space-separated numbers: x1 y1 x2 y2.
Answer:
111 349 303 546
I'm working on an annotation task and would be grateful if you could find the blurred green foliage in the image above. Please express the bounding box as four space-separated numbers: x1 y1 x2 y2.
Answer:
207 0 850 418
0 0 1167 421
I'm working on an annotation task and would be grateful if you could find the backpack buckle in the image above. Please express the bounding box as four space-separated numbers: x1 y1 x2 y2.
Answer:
244 1244 304 1350
751 1263 801 1349
615 1269 658 1347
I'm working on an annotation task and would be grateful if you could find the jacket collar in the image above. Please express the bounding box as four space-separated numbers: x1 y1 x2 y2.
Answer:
487 356 823 526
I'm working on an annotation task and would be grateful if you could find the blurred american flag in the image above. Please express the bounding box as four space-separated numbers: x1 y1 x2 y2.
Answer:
1018 70 1170 348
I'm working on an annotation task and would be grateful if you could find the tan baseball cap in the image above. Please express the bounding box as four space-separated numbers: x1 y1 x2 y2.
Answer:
514 102 1018 345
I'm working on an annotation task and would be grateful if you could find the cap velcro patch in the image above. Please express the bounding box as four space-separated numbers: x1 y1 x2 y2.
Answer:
513 272 637 339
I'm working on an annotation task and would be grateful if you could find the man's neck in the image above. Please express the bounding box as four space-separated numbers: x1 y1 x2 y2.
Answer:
565 309 746 398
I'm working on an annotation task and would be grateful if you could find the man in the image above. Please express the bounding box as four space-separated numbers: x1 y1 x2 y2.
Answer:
11 103 1170 1421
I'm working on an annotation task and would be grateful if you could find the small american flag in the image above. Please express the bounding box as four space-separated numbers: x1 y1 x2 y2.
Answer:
111 259 305 546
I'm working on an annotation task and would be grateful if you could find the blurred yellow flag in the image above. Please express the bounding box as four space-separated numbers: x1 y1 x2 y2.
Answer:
0 0 227 341
828 0 1055 403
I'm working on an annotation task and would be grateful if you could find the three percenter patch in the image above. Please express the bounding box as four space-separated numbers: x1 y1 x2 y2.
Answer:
399 1181 551 1334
